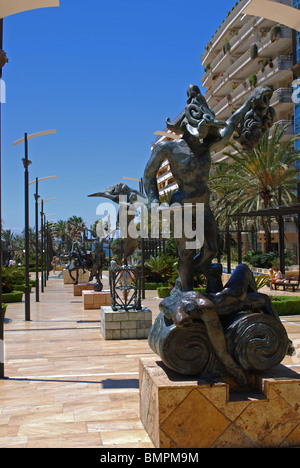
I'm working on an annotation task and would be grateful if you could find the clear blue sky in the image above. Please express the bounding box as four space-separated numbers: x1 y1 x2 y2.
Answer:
1 0 234 233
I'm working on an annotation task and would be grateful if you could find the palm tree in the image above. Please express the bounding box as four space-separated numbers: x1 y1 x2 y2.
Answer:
1 229 16 247
209 124 300 251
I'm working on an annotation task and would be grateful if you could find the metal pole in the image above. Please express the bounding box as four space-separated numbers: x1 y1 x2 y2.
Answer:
297 182 300 270
40 201 44 293
0 18 4 378
278 185 285 274
34 178 40 301
23 133 30 321
226 219 231 274
43 214 47 288
237 213 242 265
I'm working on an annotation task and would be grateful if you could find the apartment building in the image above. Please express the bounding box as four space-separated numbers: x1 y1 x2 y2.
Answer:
156 0 294 196
201 0 294 163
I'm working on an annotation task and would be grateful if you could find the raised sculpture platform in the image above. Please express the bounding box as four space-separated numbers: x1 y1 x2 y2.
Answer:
139 357 300 448
63 269 89 285
73 283 95 296
101 306 152 340
82 290 110 309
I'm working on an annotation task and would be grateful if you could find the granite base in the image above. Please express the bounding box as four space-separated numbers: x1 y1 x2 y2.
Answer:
139 357 300 448
101 306 152 340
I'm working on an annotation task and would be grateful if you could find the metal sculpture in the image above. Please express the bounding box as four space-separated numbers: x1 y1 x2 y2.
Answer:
88 183 148 262
65 238 106 287
109 264 142 311
144 84 294 387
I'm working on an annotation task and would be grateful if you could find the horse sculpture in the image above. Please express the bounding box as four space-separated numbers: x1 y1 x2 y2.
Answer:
65 240 106 288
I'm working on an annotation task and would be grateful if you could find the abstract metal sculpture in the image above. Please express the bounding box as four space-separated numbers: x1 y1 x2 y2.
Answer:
88 183 148 262
109 265 142 311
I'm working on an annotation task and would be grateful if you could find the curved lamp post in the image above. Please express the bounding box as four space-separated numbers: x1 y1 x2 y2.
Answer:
13 130 57 321
38 198 57 292
243 0 300 31
29 176 57 302
0 0 60 379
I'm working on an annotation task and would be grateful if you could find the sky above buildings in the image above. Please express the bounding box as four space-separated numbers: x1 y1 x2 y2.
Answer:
1 0 235 233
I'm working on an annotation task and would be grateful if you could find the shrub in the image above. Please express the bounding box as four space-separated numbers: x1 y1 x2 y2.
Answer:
270 296 300 316
144 255 177 284
145 282 165 290
157 287 172 298
2 291 24 303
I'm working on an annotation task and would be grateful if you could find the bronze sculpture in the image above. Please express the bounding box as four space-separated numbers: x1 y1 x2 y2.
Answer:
144 84 294 386
88 183 148 263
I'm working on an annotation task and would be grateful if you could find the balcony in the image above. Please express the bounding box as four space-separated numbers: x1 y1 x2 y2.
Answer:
201 0 252 66
270 87 292 108
205 27 292 105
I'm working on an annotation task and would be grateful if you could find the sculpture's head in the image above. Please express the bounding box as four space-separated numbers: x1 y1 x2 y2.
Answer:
166 84 228 142
234 86 276 151
88 183 131 203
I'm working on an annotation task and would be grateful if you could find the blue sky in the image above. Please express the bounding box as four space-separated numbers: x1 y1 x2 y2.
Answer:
1 0 233 233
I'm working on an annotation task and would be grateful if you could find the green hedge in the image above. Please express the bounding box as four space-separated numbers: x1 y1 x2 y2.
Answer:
145 282 166 290
157 286 207 298
2 303 7 316
270 296 300 316
2 291 24 303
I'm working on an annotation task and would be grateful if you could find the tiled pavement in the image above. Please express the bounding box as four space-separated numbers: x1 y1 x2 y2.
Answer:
0 272 299 448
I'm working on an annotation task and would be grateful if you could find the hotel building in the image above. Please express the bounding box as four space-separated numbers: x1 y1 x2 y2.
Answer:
155 0 299 254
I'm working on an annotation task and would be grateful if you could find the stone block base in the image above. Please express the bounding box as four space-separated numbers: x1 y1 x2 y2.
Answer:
101 306 152 340
83 290 111 309
139 357 300 448
73 283 95 296
63 269 90 284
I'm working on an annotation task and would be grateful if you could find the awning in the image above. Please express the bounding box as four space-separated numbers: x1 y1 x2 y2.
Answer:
0 0 60 19
231 203 300 218
243 0 300 32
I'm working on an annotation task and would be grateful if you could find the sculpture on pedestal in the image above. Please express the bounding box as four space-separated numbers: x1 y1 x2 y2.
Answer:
88 183 148 263
144 84 294 386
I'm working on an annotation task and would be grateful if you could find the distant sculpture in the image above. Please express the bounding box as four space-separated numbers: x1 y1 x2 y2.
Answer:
144 84 275 292
145 84 294 386
88 183 148 262
65 238 106 287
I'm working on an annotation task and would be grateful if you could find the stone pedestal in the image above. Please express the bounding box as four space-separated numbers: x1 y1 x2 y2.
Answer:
139 357 300 448
101 306 152 340
83 290 110 310
73 283 95 296
63 269 90 284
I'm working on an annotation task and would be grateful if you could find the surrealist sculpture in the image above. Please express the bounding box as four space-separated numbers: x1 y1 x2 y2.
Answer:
89 183 148 263
144 84 294 387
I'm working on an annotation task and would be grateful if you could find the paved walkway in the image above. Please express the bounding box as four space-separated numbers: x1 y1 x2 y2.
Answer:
0 273 300 448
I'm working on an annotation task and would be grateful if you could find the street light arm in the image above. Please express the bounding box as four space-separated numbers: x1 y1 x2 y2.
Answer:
29 176 57 185
13 129 57 146
0 1 60 20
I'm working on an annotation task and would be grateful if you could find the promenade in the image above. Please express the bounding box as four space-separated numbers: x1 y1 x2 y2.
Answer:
0 272 299 448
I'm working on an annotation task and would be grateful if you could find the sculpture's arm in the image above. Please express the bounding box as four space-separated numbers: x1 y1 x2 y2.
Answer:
210 99 253 153
143 142 169 208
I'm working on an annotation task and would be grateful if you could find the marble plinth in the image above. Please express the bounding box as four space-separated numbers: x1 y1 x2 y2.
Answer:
83 290 110 310
73 283 95 296
101 306 152 340
63 269 90 285
139 357 300 448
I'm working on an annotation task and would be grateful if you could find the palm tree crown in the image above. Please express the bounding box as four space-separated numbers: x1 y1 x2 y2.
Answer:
210 124 300 226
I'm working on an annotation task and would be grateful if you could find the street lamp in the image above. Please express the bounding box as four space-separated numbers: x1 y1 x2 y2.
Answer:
13 130 57 321
243 0 300 31
29 176 57 302
38 198 57 292
0 0 60 379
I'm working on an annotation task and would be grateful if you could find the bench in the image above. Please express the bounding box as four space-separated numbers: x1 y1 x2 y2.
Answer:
273 275 300 292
